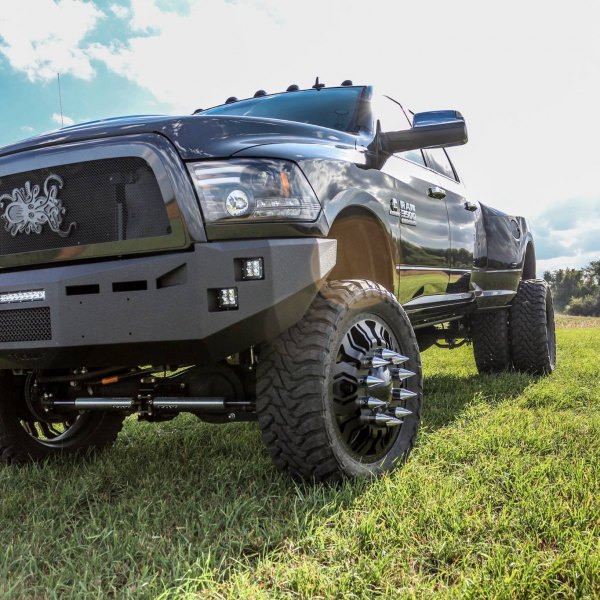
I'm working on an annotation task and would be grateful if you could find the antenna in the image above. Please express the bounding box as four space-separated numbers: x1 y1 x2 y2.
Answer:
57 73 64 128
312 76 325 90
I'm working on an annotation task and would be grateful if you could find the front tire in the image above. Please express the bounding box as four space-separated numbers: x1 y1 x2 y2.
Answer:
256 279 422 482
510 279 557 374
0 371 124 464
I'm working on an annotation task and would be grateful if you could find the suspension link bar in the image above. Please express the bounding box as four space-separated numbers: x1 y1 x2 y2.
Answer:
46 396 254 415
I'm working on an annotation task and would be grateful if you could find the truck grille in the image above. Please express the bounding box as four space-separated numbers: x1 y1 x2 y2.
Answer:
0 157 171 256
0 307 51 342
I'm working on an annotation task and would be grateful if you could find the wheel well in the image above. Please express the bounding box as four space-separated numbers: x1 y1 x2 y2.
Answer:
522 243 536 279
327 209 394 292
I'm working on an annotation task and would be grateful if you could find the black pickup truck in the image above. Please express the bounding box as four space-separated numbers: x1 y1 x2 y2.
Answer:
0 82 555 480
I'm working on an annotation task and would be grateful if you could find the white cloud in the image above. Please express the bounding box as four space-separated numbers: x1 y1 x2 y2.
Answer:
0 0 103 81
531 198 600 271
20 125 35 133
87 0 294 113
86 0 600 226
52 112 75 127
538 252 599 274
127 0 166 31
110 3 130 19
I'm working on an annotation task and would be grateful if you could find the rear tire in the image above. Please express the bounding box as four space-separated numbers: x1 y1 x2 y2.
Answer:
256 279 422 482
510 279 556 374
471 309 511 373
0 371 124 464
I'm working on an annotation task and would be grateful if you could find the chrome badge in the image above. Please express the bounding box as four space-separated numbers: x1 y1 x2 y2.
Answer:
0 174 76 237
400 200 417 226
390 197 417 226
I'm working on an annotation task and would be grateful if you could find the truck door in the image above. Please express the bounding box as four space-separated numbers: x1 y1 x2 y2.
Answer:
424 148 477 292
374 96 451 304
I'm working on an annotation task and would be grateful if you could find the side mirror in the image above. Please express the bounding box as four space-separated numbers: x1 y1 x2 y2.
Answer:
380 110 468 154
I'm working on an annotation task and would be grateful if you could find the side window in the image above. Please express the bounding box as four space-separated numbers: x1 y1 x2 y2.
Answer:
401 148 427 167
426 148 458 181
372 95 426 167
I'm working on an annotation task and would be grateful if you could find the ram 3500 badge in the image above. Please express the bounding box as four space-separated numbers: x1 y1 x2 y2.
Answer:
0 80 555 481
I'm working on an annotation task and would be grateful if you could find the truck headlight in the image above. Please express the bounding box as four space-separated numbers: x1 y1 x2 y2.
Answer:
187 159 321 223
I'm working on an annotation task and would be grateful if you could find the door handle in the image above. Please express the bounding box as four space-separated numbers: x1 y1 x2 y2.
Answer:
427 186 446 199
464 201 478 212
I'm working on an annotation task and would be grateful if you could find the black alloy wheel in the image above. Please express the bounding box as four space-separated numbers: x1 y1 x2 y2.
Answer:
332 316 415 462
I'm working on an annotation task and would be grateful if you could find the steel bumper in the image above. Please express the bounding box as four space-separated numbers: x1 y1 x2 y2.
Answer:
0 238 337 368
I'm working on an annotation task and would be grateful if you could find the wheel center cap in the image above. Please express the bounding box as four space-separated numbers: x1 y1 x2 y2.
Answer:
367 366 393 401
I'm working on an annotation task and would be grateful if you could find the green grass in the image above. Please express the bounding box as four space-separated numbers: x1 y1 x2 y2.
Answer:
1 326 599 599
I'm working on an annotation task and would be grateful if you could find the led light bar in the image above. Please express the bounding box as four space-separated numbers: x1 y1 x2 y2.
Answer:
0 289 46 304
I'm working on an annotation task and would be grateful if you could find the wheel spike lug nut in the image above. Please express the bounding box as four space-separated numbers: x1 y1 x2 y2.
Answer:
391 354 409 365
391 368 416 381
360 413 400 427
363 375 387 388
378 349 409 364
358 396 387 409
393 406 412 418
392 388 418 401
362 356 391 369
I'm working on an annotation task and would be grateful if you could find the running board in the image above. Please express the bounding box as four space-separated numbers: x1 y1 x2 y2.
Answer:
403 288 516 313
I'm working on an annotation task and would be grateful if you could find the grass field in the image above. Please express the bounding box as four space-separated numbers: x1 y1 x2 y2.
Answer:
1 317 598 599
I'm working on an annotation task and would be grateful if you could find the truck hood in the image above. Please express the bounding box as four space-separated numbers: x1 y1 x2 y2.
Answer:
0 114 357 161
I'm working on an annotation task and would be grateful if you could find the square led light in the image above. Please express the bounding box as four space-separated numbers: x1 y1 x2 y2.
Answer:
241 258 264 280
217 287 238 310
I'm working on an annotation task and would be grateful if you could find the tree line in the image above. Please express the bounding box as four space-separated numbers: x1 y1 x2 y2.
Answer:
543 260 600 316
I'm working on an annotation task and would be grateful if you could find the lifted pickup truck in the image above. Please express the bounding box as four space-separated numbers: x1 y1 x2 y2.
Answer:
0 81 555 480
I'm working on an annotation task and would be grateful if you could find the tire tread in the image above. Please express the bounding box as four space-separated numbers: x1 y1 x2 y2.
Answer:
472 309 511 373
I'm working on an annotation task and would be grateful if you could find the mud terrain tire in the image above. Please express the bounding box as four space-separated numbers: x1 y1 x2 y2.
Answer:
510 279 556 375
256 279 422 482
472 309 511 373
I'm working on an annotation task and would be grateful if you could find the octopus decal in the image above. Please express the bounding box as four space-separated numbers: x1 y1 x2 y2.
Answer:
0 174 76 237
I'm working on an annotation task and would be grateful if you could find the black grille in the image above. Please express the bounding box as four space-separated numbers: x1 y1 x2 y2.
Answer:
0 157 171 256
0 307 51 342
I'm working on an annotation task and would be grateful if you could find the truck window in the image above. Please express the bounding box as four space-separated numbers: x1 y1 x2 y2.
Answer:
200 87 364 133
426 148 459 181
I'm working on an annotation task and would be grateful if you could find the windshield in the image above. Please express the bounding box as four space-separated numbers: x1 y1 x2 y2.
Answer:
200 87 365 133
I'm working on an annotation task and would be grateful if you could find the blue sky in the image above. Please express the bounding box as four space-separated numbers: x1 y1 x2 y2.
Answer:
0 0 171 142
0 0 599 273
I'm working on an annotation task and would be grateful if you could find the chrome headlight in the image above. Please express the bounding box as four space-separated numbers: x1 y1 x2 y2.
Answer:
187 159 321 224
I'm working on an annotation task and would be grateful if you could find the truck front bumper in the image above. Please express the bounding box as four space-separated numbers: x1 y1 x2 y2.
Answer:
0 238 337 369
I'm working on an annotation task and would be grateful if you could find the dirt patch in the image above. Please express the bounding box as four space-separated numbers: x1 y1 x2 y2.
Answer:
555 314 600 328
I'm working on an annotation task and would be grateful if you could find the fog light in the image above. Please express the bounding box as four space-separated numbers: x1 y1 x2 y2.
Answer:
217 287 238 310
241 258 264 280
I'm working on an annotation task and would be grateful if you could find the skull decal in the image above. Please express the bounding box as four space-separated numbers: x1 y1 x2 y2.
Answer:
0 174 76 237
